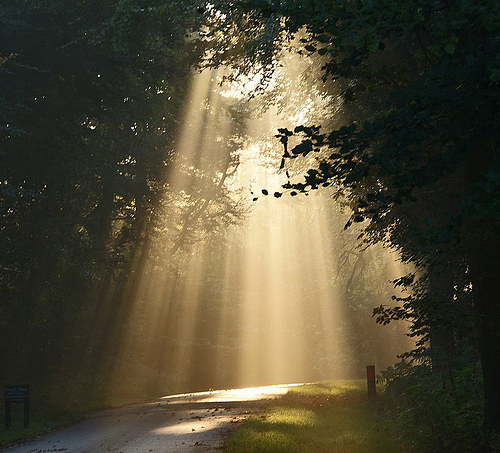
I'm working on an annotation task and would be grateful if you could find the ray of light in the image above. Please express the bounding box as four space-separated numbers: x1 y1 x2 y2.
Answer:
104 53 414 399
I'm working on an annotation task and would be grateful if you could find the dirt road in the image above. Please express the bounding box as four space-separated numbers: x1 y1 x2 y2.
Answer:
2 384 299 453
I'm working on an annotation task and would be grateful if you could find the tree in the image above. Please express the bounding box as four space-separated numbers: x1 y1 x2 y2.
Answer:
203 0 500 442
0 0 202 399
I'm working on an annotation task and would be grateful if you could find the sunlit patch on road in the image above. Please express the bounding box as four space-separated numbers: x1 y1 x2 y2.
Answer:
2 385 303 453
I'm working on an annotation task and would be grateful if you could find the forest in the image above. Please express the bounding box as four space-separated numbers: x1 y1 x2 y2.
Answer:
1 0 499 451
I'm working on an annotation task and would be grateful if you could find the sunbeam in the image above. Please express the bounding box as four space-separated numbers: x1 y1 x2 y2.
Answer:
106 53 413 398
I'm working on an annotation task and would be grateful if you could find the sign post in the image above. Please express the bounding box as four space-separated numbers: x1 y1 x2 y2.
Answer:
366 365 376 400
4 385 29 428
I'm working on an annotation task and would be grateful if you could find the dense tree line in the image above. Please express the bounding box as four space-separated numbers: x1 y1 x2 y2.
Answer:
0 0 206 403
204 0 500 450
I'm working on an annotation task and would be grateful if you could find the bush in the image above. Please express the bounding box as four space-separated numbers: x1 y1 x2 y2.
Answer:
380 357 484 452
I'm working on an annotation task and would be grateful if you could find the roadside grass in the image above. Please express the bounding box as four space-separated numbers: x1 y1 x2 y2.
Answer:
0 417 81 448
0 387 122 450
224 380 403 453
0 382 163 448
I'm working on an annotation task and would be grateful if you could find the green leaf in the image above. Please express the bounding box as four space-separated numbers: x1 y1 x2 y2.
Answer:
316 34 330 43
444 42 455 54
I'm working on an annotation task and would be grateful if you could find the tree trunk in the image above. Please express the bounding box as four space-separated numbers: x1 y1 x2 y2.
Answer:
428 265 456 381
470 237 500 437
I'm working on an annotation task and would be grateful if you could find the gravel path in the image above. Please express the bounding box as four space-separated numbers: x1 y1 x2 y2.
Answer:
1 384 299 453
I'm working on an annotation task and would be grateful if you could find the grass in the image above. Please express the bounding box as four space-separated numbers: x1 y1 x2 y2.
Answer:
224 380 404 453
0 406 83 448
1 380 405 451
0 384 163 449
0 394 158 448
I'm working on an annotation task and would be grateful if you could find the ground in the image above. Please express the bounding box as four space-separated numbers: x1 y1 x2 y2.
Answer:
1 385 298 453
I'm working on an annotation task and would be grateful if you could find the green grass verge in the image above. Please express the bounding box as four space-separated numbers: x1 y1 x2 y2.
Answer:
0 412 83 448
224 380 403 453
0 390 161 448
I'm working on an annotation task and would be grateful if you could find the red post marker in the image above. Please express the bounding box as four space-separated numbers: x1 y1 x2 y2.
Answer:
366 365 376 399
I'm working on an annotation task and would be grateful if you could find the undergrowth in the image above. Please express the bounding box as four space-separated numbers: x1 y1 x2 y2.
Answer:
380 358 488 452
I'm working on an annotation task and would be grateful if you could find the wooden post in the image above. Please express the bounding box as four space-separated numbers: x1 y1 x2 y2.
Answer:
366 365 376 399
5 400 11 429
24 393 29 427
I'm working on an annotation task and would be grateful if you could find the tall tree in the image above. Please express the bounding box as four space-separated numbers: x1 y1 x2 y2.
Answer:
0 0 202 394
203 0 500 441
